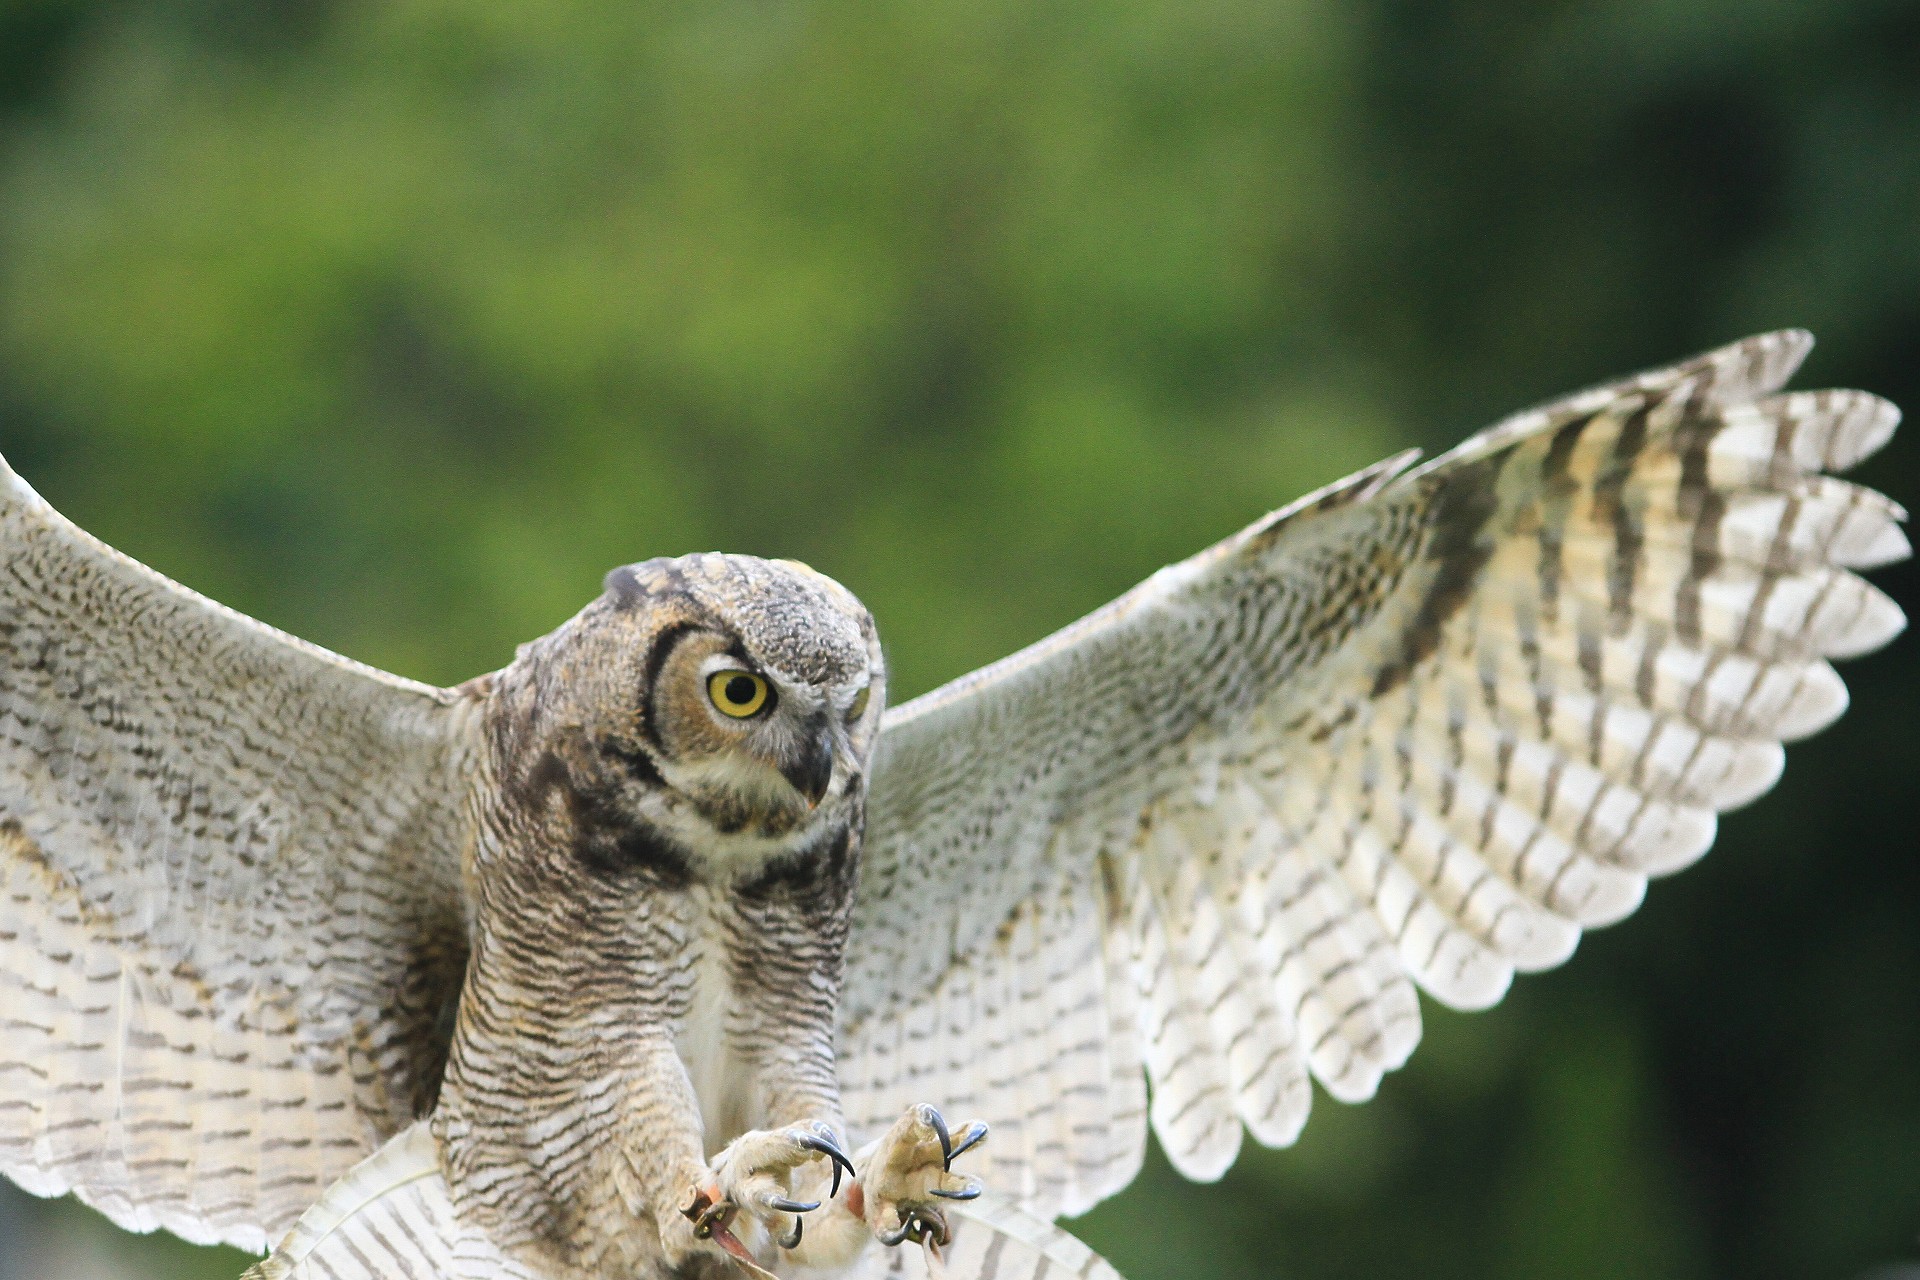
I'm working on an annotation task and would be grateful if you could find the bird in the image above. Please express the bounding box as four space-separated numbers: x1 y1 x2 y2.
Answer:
0 330 1907 1280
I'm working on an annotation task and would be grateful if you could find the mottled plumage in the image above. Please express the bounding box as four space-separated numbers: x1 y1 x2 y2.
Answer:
0 332 1906 1279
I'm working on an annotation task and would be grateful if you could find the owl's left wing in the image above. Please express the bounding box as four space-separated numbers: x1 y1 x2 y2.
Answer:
838 332 1907 1221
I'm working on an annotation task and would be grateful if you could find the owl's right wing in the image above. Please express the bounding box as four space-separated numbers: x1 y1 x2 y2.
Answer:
241 1124 544 1280
0 449 480 1251
840 332 1907 1223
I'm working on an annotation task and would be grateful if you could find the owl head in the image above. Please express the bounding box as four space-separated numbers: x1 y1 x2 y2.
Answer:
482 553 884 879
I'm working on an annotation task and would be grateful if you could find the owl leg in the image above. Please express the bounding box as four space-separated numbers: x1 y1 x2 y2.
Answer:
850 1103 989 1251
685 1122 857 1262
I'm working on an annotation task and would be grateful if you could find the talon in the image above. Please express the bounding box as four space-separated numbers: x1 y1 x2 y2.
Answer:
917 1103 952 1166
779 1215 804 1250
797 1129 856 1196
946 1120 989 1167
880 1206 952 1249
906 1207 951 1248
766 1195 820 1214
864 1104 985 1254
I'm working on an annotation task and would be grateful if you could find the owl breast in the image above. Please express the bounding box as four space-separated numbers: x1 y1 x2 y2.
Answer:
676 911 755 1153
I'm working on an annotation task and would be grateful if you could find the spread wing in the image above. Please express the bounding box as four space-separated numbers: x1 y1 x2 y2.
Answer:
0 450 479 1251
838 332 1908 1220
241 1124 544 1280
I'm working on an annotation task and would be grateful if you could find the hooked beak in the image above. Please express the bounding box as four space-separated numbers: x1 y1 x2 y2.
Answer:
779 729 835 810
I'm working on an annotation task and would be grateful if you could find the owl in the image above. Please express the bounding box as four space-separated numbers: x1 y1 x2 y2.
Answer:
0 332 1907 1280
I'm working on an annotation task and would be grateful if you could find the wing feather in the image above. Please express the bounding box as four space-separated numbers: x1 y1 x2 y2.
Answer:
840 332 1906 1219
242 1123 543 1280
0 452 478 1249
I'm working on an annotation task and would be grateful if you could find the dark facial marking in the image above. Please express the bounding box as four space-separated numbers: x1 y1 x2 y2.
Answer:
640 620 706 748
515 746 693 887
736 819 858 902
778 711 833 807
570 783 694 886
602 738 667 789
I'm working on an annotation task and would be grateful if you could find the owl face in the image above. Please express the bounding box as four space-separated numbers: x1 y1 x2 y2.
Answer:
489 553 885 871
643 605 878 835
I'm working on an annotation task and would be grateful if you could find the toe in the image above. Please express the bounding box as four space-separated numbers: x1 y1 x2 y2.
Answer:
930 1171 982 1201
793 1124 857 1194
861 1103 993 1248
705 1122 856 1257
916 1103 952 1164
945 1119 989 1168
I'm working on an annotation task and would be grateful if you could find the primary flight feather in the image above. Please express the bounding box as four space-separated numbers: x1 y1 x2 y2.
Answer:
0 332 1905 1279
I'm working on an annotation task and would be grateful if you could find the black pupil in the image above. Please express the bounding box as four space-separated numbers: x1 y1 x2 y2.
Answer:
724 675 758 707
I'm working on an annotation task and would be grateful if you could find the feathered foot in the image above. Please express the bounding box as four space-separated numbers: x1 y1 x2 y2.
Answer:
683 1122 857 1270
850 1103 989 1251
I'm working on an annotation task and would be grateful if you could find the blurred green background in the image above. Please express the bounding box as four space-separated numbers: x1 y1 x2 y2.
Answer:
0 0 1916 1277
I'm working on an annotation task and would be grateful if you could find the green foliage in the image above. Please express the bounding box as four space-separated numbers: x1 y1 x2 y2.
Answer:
0 1 1915 1277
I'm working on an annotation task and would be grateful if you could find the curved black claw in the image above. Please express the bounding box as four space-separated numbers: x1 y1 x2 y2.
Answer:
767 1196 821 1214
878 1205 952 1249
778 1214 804 1250
797 1127 857 1197
917 1103 952 1167
930 1179 982 1201
945 1120 988 1168
905 1208 952 1248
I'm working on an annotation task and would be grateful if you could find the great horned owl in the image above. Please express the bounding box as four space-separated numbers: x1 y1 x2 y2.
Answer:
0 333 1906 1280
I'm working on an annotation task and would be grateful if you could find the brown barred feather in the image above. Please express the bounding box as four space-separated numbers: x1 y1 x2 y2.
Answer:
848 331 1905 1207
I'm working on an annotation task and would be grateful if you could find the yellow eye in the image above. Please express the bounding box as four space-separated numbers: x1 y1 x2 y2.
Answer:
847 685 871 722
708 670 771 718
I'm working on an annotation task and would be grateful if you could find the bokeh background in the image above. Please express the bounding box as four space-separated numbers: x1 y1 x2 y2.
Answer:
0 0 1916 1277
